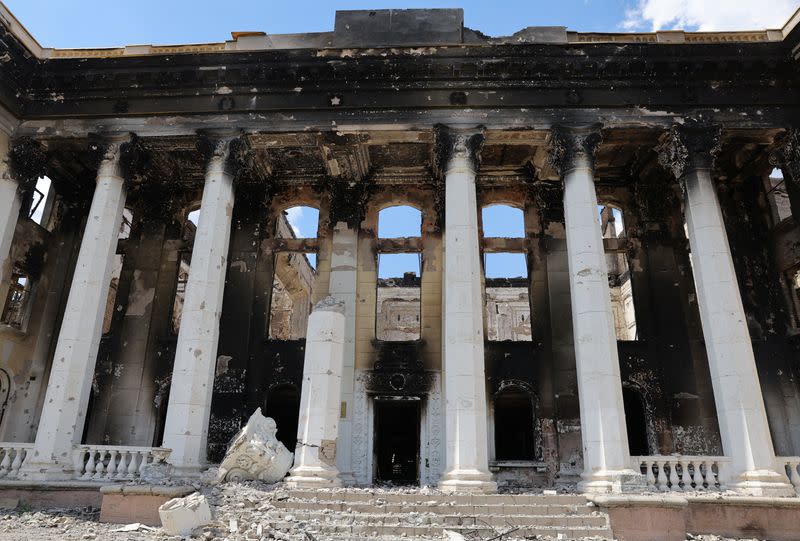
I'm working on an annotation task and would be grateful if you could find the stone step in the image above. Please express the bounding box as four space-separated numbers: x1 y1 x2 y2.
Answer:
286 490 587 506
265 509 609 528
273 520 613 539
273 499 595 516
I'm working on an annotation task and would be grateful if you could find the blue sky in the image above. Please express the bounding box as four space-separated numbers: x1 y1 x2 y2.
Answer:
4 1 797 49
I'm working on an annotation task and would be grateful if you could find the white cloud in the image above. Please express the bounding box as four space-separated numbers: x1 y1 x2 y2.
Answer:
285 206 304 237
622 0 796 32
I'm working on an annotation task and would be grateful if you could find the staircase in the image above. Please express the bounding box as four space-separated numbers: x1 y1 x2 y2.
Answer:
266 490 613 540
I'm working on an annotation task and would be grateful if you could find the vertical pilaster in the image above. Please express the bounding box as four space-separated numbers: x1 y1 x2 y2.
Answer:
20 136 128 480
658 123 794 496
547 125 642 494
162 134 238 472
329 223 358 484
436 126 496 493
287 296 346 487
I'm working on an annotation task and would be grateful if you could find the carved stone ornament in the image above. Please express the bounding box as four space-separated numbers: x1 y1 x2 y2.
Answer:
431 125 485 230
546 125 603 177
769 128 800 181
432 124 485 178
656 121 722 180
87 137 126 174
216 407 294 483
196 133 255 183
326 174 376 230
7 136 48 200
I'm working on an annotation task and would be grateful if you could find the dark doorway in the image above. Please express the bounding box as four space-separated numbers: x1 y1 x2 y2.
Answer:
374 399 420 485
265 384 301 453
623 387 650 456
494 388 535 460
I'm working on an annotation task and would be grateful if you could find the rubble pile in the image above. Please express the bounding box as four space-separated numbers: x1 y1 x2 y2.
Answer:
0 483 774 541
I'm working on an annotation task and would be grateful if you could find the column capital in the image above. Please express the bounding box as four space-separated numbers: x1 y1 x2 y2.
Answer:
433 125 485 175
7 136 48 199
546 124 603 177
88 133 132 185
195 131 254 182
769 127 800 180
656 121 722 179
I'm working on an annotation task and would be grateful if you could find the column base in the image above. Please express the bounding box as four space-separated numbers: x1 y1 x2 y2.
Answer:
336 471 357 487
578 468 649 495
439 468 497 493
727 469 796 497
286 465 343 489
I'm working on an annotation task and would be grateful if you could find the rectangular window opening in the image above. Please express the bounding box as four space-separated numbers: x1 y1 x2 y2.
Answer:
1 270 31 329
102 254 124 335
268 251 317 340
607 251 638 341
484 252 532 342
376 253 421 341
171 252 191 335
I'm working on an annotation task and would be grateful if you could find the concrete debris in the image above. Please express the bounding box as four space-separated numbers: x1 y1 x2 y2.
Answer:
158 492 213 536
217 408 294 483
109 522 156 532
0 483 777 541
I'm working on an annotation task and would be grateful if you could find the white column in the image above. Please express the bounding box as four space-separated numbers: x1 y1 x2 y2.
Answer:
20 138 128 480
548 126 642 494
162 136 237 472
329 223 358 485
438 127 496 493
287 296 346 487
0 132 21 300
659 123 794 496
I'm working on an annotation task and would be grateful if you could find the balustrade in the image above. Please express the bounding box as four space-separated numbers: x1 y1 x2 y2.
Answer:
778 456 800 494
632 456 729 491
0 444 32 479
72 445 170 481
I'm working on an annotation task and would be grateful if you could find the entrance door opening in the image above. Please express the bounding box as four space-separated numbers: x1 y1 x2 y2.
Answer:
265 384 301 453
374 399 420 485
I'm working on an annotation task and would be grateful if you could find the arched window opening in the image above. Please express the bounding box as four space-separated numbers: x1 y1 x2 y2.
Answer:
376 205 422 342
264 384 301 453
598 205 638 341
276 206 319 240
171 207 200 335
623 387 650 456
484 252 532 342
376 253 421 341
482 205 525 238
268 206 319 340
766 167 792 224
378 206 421 238
269 251 316 340
494 387 535 460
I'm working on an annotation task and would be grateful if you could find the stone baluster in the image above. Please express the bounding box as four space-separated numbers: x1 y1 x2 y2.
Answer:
657 122 794 497
116 451 129 479
19 135 130 481
162 133 241 473
436 126 496 493
546 125 643 494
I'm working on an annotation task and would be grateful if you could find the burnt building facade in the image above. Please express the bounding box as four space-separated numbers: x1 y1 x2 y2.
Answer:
1 4 800 494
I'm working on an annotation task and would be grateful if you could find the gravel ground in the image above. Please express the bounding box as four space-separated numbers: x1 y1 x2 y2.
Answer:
0 482 770 541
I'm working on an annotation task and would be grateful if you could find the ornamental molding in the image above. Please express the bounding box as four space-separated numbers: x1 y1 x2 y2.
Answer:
769 127 800 181
656 121 722 180
432 125 485 177
545 124 603 177
195 132 256 183
7 136 48 201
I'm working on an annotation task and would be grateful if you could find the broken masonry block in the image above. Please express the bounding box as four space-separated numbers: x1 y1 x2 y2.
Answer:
216 407 294 483
158 492 213 536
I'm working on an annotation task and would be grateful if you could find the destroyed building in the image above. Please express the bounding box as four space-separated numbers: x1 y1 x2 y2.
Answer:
1 3 800 496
